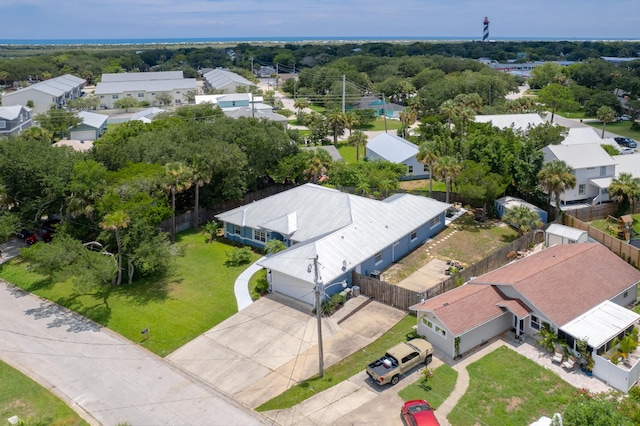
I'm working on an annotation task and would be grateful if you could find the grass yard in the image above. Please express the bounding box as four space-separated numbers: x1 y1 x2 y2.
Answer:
557 111 589 119
398 364 458 409
335 142 361 163
398 178 446 193
0 229 262 357
0 359 88 425
384 211 518 284
360 117 402 132
447 346 574 426
256 314 417 411
588 120 640 140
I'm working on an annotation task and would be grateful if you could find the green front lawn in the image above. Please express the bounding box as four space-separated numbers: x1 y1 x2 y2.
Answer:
360 117 402 132
335 142 360 163
0 359 88 425
447 346 574 426
588 120 640 140
256 314 416 411
398 364 458 409
0 230 261 357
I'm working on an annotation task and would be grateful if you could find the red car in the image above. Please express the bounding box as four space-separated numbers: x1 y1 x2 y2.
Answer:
401 400 440 426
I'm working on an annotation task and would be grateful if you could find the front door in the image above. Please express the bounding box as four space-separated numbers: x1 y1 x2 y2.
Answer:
514 316 524 335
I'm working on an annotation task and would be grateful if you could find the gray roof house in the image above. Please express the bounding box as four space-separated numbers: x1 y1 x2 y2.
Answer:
411 243 640 392
216 184 450 306
69 111 108 141
95 71 197 109
2 74 85 114
130 107 166 123
474 113 544 131
202 69 255 94
0 105 32 136
223 108 288 126
365 133 428 179
542 144 617 206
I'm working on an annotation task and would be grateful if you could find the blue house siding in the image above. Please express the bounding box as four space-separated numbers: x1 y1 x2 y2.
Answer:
218 99 250 108
223 223 267 249
494 198 548 224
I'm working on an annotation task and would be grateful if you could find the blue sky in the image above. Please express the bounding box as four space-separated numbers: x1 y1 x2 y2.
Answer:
2 0 639 40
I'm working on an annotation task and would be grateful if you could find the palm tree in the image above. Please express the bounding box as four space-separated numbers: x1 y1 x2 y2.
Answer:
439 100 459 131
416 141 439 198
433 156 461 204
596 105 616 139
502 205 543 237
326 110 347 144
100 210 130 286
344 111 360 137
348 130 368 162
399 109 417 138
537 160 577 218
190 155 213 228
293 98 310 118
304 155 328 183
164 162 194 242
609 172 640 213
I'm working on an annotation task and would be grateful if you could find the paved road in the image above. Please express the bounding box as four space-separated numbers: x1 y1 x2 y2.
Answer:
0 281 268 426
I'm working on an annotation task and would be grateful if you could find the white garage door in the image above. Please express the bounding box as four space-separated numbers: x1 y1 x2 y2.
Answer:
70 130 96 141
271 271 316 306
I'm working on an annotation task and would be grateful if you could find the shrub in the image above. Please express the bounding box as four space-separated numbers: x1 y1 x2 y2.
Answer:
226 246 252 266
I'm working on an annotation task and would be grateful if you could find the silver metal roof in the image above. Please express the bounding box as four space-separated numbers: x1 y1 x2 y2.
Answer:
545 224 586 241
475 113 544 131
0 105 31 120
101 71 184 82
231 184 450 284
77 111 107 129
366 133 418 163
543 144 617 169
94 79 197 95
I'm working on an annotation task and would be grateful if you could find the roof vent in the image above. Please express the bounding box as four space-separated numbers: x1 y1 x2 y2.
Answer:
443 302 449 307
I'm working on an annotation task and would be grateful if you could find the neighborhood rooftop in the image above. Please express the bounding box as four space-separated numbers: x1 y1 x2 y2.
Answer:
474 113 544 131
366 133 419 163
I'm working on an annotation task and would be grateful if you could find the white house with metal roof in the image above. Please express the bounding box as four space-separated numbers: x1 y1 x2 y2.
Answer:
474 113 544 131
216 184 450 305
0 105 32 136
2 74 85 114
365 133 428 179
95 71 197 109
542 144 617 206
202 69 256 94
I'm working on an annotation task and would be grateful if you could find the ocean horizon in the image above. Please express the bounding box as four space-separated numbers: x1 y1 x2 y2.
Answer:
1 36 640 46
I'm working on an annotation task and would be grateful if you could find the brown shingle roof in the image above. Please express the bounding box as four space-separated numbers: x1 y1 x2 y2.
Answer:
412 283 509 335
470 243 640 326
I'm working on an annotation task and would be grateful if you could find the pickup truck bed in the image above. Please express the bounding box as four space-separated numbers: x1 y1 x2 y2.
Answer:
367 356 398 378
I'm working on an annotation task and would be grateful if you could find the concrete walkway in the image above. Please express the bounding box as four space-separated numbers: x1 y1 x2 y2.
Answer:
234 256 266 311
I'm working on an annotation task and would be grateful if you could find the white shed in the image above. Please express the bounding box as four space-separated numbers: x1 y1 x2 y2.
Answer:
545 224 588 247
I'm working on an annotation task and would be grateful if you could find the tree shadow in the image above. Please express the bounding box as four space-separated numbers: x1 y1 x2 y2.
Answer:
501 234 519 243
114 275 173 306
24 301 103 333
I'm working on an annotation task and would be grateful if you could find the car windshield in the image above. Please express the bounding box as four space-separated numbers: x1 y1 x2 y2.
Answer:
408 404 431 413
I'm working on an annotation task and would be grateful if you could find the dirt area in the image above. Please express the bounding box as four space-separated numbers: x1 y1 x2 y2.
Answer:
398 179 431 191
382 209 518 284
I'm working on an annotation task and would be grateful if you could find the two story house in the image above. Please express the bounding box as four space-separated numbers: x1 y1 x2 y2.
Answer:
0 105 32 136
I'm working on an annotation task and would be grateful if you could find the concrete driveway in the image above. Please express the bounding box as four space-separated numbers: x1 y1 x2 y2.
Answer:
167 293 407 410
0 281 267 426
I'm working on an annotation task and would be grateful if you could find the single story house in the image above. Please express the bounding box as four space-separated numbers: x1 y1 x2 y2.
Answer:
130 107 166 123
474 113 544 131
216 184 450 306
95 71 197 109
2 74 85 114
495 196 547 224
545 224 588 246
365 133 428 179
202 69 256 94
223 108 288 126
0 105 32 136
355 96 403 118
411 243 640 392
542 144 616 206
69 111 107 141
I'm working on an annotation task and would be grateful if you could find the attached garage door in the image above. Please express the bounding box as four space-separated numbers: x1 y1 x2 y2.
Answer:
270 272 315 306
70 130 96 141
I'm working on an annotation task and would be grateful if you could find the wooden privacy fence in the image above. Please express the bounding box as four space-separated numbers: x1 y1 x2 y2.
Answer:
352 230 545 311
564 214 640 268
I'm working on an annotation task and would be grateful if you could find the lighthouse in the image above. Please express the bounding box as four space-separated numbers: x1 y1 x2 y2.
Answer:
483 16 490 42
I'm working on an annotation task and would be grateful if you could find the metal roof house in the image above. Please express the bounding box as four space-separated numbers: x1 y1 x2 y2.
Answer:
202 69 256 94
411 243 640 391
0 105 32 136
365 133 428 179
474 113 544 131
2 74 85 114
69 111 108 141
495 196 547 225
215 184 450 305
95 71 197 109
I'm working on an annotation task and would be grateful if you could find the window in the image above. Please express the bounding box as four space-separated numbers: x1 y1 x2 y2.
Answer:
407 165 413 174
112 94 119 99
100 95 104 99
600 166 607 177
401 352 419 363
530 315 541 330
233 225 241 235
601 188 608 195
253 229 266 243
0 120 5 129
138 93 144 98
410 230 418 241
176 91 181 94
421 316 446 338
375 251 383 264
578 184 585 195
624 290 629 298
429 216 441 228
126 93 132 97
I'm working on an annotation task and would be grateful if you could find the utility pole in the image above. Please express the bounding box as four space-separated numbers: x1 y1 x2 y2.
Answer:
382 94 388 133
312 255 324 378
342 74 346 114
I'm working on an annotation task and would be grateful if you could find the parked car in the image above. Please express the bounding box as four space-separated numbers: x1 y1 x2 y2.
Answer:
366 338 433 386
614 137 638 148
616 115 632 121
401 400 440 426
24 233 38 245
619 147 635 155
